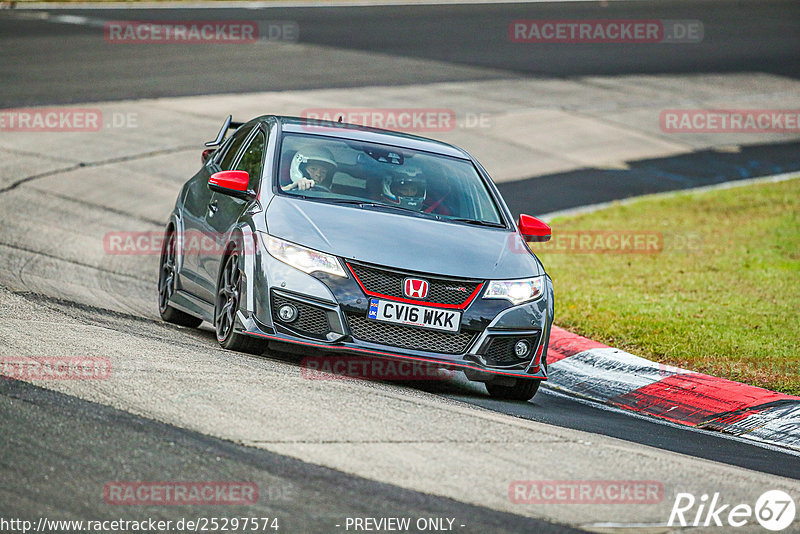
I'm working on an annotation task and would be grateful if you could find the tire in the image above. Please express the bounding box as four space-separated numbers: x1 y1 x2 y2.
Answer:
158 229 203 328
214 243 265 355
486 379 541 401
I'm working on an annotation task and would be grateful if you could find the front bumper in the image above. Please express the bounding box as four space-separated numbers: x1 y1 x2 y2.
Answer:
246 245 553 380
239 310 549 380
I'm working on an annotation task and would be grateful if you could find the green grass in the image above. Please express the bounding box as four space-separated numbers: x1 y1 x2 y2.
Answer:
531 177 800 395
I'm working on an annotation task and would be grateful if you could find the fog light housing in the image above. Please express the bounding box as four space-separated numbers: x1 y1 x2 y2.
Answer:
278 304 298 323
514 340 531 358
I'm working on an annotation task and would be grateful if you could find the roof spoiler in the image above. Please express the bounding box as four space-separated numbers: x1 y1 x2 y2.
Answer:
204 115 245 147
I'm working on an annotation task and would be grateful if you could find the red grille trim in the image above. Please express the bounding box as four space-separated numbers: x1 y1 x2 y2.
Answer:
346 263 483 310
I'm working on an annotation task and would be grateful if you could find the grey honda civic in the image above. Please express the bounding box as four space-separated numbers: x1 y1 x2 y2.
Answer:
158 115 554 401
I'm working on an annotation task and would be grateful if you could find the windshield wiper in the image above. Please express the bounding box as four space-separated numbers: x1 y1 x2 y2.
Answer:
360 202 422 215
323 199 371 206
328 199 428 216
448 218 506 228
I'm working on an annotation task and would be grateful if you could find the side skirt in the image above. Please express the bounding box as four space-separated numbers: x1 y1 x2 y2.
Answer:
170 289 214 324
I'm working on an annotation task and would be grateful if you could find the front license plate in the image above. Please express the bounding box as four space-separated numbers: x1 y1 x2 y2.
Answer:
368 299 461 333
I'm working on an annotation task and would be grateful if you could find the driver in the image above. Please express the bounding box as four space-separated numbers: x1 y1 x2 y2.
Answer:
282 147 337 191
382 166 427 210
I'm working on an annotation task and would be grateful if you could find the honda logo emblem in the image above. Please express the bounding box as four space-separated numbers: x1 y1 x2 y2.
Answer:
403 278 429 299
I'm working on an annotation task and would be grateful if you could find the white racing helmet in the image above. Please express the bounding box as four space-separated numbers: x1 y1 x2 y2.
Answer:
382 166 427 210
290 146 337 187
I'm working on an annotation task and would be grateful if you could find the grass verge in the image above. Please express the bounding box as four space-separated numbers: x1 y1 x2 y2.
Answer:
531 176 800 395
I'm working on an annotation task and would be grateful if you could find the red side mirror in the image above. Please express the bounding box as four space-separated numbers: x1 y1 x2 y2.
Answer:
518 214 551 242
208 170 250 197
201 148 214 164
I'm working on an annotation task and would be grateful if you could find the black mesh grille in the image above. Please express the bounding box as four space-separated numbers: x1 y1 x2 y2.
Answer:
272 293 330 336
348 262 482 307
482 334 541 365
346 313 477 355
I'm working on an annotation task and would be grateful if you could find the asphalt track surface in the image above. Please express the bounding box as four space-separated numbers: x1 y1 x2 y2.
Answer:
499 140 800 216
2 1 800 531
1 0 799 106
1 376 578 533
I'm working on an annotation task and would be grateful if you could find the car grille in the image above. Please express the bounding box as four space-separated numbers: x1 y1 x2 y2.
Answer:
345 313 477 355
272 293 330 336
347 261 482 307
482 334 541 365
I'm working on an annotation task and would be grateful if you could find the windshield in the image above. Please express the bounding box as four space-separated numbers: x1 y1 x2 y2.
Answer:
276 133 504 225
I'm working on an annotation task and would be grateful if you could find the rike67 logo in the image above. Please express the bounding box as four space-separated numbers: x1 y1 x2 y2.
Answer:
669 490 796 531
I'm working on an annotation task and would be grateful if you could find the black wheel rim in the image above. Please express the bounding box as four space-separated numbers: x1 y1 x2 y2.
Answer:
158 232 176 314
215 251 240 342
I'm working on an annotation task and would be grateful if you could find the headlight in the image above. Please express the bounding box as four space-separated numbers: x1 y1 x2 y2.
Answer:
264 235 347 278
484 276 544 305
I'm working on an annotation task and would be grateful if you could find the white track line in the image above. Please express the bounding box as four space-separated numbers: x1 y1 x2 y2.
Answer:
539 171 800 222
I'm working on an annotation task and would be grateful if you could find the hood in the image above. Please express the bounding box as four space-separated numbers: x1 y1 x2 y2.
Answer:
265 196 544 279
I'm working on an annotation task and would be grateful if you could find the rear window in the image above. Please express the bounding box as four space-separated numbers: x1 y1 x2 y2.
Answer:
218 126 251 171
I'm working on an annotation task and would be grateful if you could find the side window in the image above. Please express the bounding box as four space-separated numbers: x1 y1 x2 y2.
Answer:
236 130 267 190
218 126 252 171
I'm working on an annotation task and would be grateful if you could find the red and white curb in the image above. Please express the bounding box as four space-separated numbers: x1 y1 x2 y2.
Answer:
545 326 800 451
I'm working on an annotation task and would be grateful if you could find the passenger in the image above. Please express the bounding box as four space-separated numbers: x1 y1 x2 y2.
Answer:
382 165 452 215
382 167 427 210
